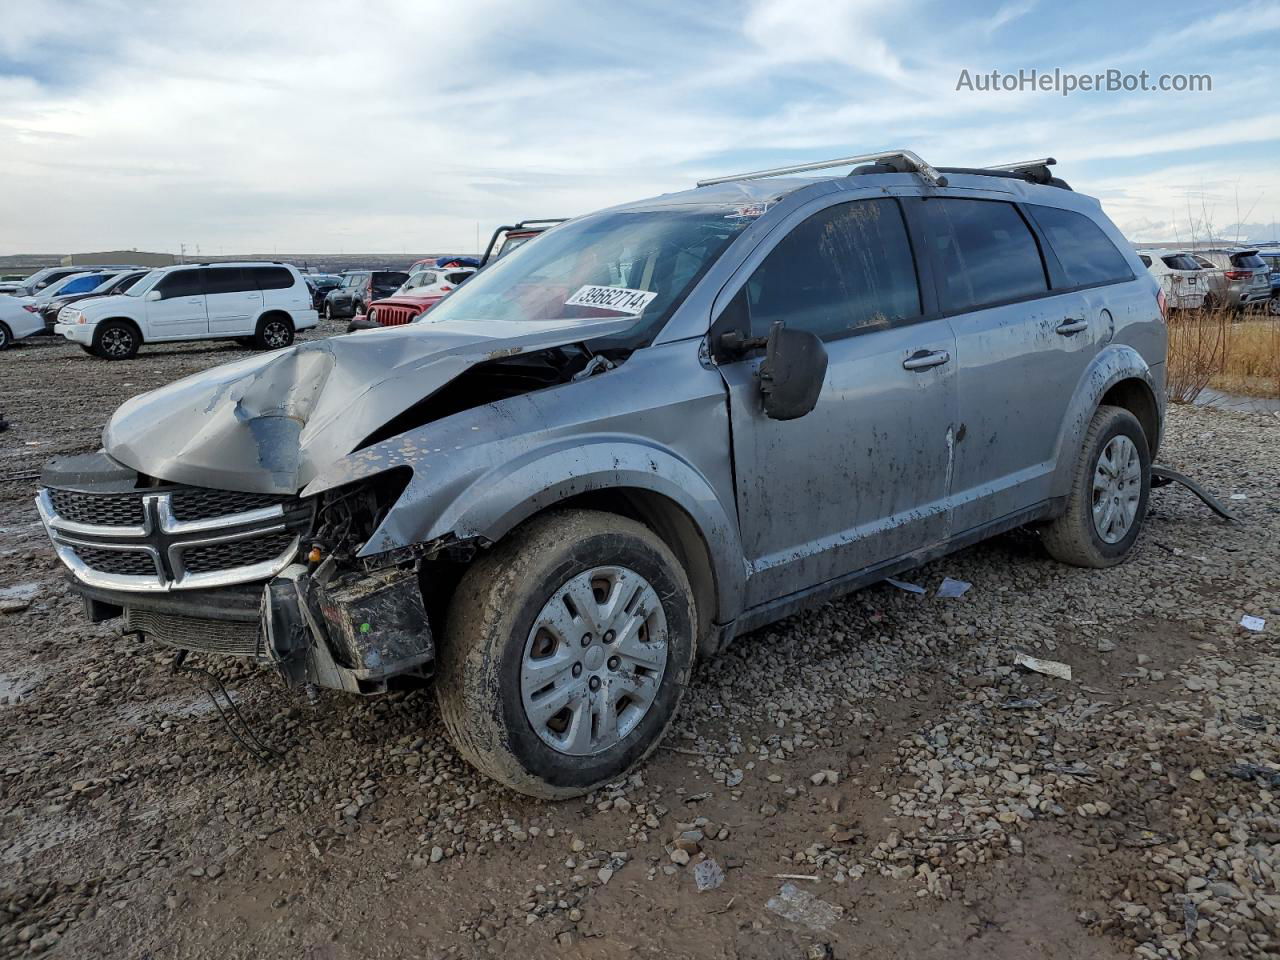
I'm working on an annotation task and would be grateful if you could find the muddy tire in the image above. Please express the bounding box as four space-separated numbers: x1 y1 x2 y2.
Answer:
92 320 140 360
1042 404 1150 568
436 509 696 799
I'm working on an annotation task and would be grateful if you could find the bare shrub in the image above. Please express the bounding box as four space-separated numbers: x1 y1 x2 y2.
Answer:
1166 305 1230 404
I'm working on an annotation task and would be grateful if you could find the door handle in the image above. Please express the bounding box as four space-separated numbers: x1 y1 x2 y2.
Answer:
902 349 951 371
1055 318 1088 335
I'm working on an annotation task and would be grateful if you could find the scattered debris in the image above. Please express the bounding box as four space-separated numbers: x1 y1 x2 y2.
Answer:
885 577 925 595
693 858 724 892
935 577 971 598
1013 651 1073 681
999 694 1056 710
1225 763 1280 787
771 874 821 882
766 882 842 932
1240 614 1266 632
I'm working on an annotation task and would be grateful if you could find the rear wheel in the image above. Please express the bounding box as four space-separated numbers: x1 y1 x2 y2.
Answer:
1042 405 1150 568
437 509 697 798
254 315 294 350
93 320 140 360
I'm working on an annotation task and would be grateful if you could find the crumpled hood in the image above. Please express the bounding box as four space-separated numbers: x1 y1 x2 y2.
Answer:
103 317 635 494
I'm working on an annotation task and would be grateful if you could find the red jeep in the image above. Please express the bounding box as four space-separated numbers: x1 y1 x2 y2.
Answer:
350 221 564 332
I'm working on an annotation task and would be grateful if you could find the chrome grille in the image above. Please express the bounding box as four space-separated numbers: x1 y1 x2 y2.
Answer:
182 532 297 574
73 546 159 577
47 489 145 527
125 608 262 657
170 488 289 522
37 485 311 592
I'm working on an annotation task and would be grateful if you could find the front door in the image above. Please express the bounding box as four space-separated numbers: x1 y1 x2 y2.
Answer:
145 268 208 339
717 197 959 608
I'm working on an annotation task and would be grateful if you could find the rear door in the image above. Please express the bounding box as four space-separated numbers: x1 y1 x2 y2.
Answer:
910 197 1116 530
203 267 262 335
144 268 209 339
717 196 958 606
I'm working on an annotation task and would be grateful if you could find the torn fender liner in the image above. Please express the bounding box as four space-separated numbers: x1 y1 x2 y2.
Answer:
102 317 636 495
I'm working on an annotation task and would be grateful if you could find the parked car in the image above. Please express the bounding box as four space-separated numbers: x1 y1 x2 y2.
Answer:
39 270 149 332
322 270 409 320
53 262 318 359
1257 245 1280 315
28 270 121 306
348 268 475 332
1138 250 1206 310
480 219 565 265
408 256 480 276
304 273 345 311
0 293 47 349
36 152 1165 798
1189 249 1272 309
9 264 139 298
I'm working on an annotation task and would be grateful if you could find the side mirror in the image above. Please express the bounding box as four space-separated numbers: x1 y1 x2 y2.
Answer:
759 322 828 421
145 289 162 301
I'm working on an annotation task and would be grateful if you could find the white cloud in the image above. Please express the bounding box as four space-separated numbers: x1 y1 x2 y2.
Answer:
0 0 1275 253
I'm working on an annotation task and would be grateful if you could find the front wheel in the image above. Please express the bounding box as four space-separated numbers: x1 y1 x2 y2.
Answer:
1268 297 1280 317
0 321 10 350
92 320 140 360
1041 405 1150 568
436 509 697 798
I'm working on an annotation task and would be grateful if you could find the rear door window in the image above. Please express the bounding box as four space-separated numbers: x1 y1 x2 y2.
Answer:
155 269 204 299
745 198 921 340
203 267 253 294
916 199 1048 312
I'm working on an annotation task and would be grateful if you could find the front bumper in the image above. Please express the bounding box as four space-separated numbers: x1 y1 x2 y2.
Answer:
54 321 94 345
80 565 434 694
39 451 433 693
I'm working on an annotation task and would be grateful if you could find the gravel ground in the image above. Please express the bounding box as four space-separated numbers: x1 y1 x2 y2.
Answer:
1 332 1277 960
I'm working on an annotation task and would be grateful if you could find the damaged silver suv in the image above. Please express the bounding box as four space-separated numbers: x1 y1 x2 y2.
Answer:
38 152 1166 798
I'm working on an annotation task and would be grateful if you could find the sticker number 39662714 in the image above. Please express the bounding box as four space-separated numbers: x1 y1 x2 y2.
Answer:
565 285 659 315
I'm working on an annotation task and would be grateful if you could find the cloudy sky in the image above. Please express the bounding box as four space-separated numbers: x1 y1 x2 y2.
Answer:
1 0 1277 254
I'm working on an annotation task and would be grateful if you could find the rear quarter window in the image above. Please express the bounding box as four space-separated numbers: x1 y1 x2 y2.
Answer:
1025 205 1133 287
252 266 296 290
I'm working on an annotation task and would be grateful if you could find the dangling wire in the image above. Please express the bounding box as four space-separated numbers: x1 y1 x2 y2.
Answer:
170 651 284 765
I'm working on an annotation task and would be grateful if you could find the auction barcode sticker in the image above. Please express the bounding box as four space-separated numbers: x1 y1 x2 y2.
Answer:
566 285 658 315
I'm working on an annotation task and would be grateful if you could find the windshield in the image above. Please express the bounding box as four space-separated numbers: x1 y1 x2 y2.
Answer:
124 269 164 296
423 206 752 344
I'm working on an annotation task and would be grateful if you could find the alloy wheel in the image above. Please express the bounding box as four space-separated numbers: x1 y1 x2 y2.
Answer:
519 566 668 757
262 321 291 348
101 327 134 359
1092 435 1141 544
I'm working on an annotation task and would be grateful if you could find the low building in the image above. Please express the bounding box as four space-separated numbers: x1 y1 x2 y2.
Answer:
61 250 176 267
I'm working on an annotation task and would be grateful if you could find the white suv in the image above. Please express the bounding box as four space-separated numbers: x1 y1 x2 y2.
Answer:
54 261 318 360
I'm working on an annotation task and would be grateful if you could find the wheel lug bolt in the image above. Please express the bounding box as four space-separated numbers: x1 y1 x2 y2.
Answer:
572 663 583 677
589 676 601 691
607 656 620 670
603 630 615 644
580 634 593 647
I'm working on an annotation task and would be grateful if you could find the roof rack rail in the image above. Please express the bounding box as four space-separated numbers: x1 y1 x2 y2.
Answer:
696 150 948 188
985 157 1057 175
